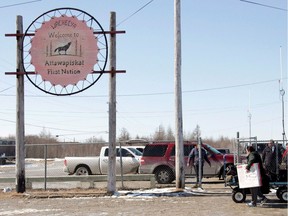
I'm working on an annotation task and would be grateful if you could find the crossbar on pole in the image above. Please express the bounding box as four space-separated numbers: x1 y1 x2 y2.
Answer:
5 31 125 37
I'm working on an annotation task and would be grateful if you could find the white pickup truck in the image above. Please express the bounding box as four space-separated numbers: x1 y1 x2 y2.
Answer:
63 146 143 175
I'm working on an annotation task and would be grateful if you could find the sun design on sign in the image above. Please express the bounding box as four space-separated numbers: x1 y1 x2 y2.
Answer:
30 15 98 87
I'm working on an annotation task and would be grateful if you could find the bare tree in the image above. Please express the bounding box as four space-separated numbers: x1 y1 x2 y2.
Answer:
85 136 106 143
25 134 58 144
25 128 58 144
118 127 131 141
166 126 175 141
192 124 201 140
39 127 54 140
153 125 166 141
204 136 234 149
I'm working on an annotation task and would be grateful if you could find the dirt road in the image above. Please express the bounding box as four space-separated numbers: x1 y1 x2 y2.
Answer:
0 182 287 216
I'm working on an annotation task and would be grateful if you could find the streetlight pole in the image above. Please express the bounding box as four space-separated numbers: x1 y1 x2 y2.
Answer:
280 89 285 147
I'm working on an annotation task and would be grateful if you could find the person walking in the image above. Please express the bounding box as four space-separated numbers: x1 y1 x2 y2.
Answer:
245 146 268 207
262 140 282 181
187 144 211 188
282 143 288 169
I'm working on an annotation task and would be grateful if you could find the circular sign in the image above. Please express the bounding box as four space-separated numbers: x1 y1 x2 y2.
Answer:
23 8 108 95
30 15 98 87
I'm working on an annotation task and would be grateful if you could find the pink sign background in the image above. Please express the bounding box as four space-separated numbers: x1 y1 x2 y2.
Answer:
30 15 98 87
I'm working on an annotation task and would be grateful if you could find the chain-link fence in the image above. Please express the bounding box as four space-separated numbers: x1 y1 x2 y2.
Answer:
0 142 154 190
1 140 286 191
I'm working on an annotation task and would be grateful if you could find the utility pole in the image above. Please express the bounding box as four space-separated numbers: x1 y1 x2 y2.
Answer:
174 0 185 189
279 46 285 176
279 47 286 148
107 11 117 193
248 91 252 146
15 15 25 193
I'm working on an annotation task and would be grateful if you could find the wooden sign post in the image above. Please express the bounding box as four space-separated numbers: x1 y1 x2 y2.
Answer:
15 15 26 193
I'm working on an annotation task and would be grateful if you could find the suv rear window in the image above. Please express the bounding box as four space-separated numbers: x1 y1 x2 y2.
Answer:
143 145 168 157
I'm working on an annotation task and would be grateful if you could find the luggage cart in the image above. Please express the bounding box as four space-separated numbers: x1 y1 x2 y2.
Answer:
225 166 287 203
223 141 287 203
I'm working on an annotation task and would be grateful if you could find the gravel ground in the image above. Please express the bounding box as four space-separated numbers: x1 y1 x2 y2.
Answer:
0 180 287 216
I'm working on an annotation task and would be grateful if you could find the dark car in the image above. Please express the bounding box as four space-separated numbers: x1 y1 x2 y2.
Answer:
0 140 15 165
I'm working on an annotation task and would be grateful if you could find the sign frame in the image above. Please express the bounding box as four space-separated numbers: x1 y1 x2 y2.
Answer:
22 8 108 96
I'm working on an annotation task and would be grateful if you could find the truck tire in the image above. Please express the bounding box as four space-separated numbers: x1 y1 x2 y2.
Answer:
0 158 6 165
75 165 91 175
154 167 174 184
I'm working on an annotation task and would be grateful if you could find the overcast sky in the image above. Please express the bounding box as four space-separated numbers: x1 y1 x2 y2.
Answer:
0 0 287 142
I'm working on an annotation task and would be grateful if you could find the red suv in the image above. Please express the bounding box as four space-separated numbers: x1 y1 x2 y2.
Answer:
139 141 238 184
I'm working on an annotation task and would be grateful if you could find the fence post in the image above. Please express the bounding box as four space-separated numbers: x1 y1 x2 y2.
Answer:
236 132 240 164
26 178 32 189
198 137 202 188
119 142 124 188
44 144 47 190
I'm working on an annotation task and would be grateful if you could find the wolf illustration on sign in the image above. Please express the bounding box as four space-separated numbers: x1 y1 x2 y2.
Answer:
54 42 72 55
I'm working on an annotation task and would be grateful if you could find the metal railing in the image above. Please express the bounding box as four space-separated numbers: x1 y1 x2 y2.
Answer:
0 142 152 190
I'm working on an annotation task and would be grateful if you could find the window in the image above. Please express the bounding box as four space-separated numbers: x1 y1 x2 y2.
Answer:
127 147 142 156
104 148 109 156
104 148 132 157
117 148 130 157
143 145 168 157
170 144 194 156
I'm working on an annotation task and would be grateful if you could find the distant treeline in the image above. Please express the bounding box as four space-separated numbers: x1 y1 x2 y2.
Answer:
25 142 108 158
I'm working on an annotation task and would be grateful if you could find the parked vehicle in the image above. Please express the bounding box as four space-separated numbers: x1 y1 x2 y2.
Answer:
139 141 243 184
0 140 15 165
64 146 142 175
217 148 230 154
128 146 146 153
0 153 6 165
251 142 285 155
125 139 148 153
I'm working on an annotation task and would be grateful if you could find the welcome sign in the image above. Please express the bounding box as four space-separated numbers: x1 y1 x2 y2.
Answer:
30 15 98 87
236 163 262 189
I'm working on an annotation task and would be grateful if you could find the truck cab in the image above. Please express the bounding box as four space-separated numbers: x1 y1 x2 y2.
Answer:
99 146 141 174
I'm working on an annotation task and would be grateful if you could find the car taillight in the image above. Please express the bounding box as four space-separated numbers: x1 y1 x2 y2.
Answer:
64 159 67 166
140 158 144 165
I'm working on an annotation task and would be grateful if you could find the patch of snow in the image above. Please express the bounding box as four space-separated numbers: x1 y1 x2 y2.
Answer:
0 164 15 168
114 187 230 198
0 208 59 215
3 187 12 192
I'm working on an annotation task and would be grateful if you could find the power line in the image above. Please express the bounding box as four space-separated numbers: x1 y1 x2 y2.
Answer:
0 0 42 9
0 117 107 134
116 0 155 26
240 0 287 11
0 78 282 97
0 86 15 93
115 78 281 97
183 79 281 93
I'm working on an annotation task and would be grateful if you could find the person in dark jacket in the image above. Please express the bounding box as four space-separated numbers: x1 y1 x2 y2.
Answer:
246 146 268 207
281 143 288 169
187 144 211 188
262 140 282 181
